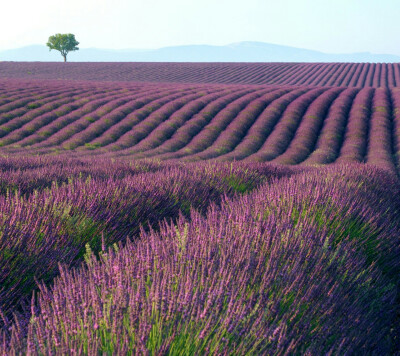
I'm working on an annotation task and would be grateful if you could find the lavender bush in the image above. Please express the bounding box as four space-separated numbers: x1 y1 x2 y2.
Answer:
1 163 399 354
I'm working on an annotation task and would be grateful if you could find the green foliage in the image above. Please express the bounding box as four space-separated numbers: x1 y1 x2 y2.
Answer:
26 102 40 109
84 116 95 123
290 201 391 275
374 106 387 113
38 130 51 137
222 173 256 193
46 33 79 62
84 142 102 150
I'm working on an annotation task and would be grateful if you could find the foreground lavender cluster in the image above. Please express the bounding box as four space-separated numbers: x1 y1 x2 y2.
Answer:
1 160 399 354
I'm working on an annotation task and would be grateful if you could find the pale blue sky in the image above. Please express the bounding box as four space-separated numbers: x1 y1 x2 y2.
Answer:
1 0 398 54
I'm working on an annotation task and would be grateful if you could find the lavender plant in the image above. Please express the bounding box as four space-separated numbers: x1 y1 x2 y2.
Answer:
1 164 398 354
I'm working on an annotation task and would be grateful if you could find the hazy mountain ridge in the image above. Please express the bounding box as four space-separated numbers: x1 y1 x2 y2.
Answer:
1 41 400 62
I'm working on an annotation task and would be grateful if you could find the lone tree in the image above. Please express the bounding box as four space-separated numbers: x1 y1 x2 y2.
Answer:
46 33 79 62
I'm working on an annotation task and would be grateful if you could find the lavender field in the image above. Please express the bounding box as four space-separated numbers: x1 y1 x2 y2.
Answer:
2 62 400 87
0 77 399 173
0 63 399 354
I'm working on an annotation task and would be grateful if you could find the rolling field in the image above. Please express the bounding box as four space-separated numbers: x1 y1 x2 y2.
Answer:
2 62 400 86
0 78 399 176
0 63 400 354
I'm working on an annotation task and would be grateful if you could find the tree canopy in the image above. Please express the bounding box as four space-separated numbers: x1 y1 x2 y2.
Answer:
46 34 79 62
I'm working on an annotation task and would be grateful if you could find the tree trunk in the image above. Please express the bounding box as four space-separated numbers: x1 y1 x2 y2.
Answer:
63 55 67 62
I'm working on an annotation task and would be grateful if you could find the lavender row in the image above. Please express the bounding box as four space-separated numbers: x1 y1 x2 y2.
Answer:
114 88 231 155
0 160 269 324
159 88 273 160
303 88 359 164
389 88 400 170
365 88 396 172
0 87 100 143
100 89 206 151
272 87 344 165
58 87 189 150
2 163 399 354
35 90 169 149
0 85 73 116
30 88 169 149
133 87 257 160
335 88 374 163
4 62 400 87
17 87 137 148
1 80 400 176
187 88 291 161
85 88 207 150
0 156 165 195
0 86 93 127
215 88 307 161
244 88 327 162
0 87 122 147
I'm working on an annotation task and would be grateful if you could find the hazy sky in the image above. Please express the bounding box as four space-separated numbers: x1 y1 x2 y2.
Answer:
1 0 398 54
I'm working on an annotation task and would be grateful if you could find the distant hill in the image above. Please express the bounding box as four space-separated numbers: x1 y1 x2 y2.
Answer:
1 42 400 62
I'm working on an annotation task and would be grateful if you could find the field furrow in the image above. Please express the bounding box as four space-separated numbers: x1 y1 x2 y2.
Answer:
158 88 273 160
365 88 397 171
113 88 230 155
217 88 307 161
103 90 208 150
0 86 87 123
30 90 149 148
0 89 96 143
0 88 122 147
272 87 344 164
185 88 290 161
84 88 199 149
389 88 400 170
62 88 192 150
335 88 374 163
245 88 327 162
330 63 353 86
2 63 400 87
302 88 359 165
16 89 136 147
0 76 398 175
131 87 255 159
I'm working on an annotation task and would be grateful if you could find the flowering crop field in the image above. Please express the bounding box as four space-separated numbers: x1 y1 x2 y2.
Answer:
0 79 399 174
2 62 400 87
0 64 400 354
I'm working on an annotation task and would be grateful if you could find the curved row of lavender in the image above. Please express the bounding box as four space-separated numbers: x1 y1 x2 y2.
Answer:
1 162 399 354
2 62 400 87
1 80 400 176
0 157 289 329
